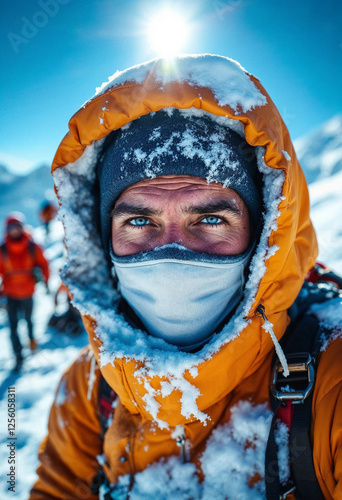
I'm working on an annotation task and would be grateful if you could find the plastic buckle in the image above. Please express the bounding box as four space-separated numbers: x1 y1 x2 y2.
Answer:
280 485 296 499
270 353 315 404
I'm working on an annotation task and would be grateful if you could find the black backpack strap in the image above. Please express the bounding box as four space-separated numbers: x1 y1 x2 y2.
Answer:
0 242 7 256
290 393 322 500
97 372 117 438
265 309 328 499
28 239 36 261
90 373 117 495
0 243 8 268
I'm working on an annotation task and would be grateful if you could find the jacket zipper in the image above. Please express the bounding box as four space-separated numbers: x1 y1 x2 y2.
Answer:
176 434 190 463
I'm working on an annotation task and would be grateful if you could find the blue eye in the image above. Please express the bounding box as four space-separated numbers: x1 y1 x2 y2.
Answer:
129 217 150 226
201 216 222 225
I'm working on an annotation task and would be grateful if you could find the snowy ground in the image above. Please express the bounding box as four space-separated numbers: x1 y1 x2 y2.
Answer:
0 168 342 499
0 222 89 499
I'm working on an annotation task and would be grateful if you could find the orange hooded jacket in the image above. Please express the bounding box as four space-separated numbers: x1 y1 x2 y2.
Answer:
0 232 49 299
29 55 342 500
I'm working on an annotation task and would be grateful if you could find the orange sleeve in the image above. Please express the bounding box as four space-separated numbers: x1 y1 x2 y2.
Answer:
330 384 342 499
29 347 103 500
312 337 342 500
34 244 50 283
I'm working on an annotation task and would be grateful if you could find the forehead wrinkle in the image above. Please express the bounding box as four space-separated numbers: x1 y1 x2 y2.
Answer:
183 200 242 216
111 202 162 218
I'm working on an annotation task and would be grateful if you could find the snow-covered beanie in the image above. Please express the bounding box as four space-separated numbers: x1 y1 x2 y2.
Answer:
97 110 262 250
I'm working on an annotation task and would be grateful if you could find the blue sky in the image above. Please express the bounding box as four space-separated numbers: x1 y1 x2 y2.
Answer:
1 0 341 174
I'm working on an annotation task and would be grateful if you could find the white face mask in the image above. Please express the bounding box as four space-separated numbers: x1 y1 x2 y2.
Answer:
111 244 253 350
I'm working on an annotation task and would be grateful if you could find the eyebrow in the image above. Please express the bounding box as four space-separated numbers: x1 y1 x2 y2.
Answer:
111 200 242 219
111 202 162 219
184 200 242 216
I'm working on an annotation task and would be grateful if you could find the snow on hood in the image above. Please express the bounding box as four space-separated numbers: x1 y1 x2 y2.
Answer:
93 54 267 113
52 54 317 428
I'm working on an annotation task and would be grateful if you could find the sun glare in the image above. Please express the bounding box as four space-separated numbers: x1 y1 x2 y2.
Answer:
147 8 189 57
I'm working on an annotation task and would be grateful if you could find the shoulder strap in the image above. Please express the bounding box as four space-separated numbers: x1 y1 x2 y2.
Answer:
265 312 325 500
90 374 118 495
97 372 117 438
0 242 8 264
28 239 36 261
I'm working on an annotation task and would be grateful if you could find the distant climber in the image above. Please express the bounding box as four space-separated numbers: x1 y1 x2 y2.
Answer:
0 212 49 370
39 200 57 237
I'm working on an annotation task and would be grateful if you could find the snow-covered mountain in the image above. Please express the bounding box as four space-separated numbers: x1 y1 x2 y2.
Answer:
0 164 54 232
295 114 342 184
309 168 342 274
292 114 342 273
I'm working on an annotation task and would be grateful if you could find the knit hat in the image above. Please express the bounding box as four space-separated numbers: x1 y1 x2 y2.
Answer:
97 110 262 250
6 211 25 230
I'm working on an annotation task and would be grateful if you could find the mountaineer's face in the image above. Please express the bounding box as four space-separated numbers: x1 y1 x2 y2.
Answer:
111 175 250 256
7 224 24 240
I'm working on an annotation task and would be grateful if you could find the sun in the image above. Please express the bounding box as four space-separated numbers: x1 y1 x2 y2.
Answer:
147 8 189 57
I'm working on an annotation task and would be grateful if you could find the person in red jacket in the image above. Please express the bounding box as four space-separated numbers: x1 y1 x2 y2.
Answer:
0 212 49 369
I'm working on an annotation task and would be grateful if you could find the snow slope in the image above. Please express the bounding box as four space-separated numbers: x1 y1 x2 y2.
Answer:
295 114 342 184
294 114 342 273
0 164 54 230
309 168 342 274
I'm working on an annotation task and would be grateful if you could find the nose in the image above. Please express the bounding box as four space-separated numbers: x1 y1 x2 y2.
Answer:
160 222 185 246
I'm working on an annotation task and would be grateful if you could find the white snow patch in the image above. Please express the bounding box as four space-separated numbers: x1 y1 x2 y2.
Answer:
281 150 291 162
135 369 209 428
87 354 97 400
149 127 161 141
280 384 296 393
97 454 107 466
309 297 342 350
274 420 290 485
140 380 167 430
160 381 174 398
134 149 147 163
171 425 185 441
189 366 199 378
200 401 272 499
93 55 267 113
118 456 200 500
55 377 68 406
57 412 66 429
109 401 272 499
